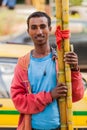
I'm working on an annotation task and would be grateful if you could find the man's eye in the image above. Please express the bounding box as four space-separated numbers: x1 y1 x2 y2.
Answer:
31 26 37 30
40 24 46 29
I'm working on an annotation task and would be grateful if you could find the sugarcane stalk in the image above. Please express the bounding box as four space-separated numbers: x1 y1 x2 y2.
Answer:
55 0 73 130
62 0 73 129
34 0 45 11
55 0 67 130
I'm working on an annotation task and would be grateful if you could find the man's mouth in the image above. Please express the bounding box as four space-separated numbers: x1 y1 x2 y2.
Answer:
34 35 45 40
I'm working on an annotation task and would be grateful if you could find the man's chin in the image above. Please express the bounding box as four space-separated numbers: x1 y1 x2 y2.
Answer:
36 40 46 45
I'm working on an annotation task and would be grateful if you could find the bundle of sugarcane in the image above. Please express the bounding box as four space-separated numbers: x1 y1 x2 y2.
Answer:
55 0 73 130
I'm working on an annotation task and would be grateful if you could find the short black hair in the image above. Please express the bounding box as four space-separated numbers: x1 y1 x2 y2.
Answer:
27 11 51 30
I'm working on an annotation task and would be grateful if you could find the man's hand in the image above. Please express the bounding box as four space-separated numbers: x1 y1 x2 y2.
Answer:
64 52 79 70
50 83 68 100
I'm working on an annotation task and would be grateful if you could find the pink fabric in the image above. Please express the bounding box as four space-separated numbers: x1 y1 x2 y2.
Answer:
55 26 70 50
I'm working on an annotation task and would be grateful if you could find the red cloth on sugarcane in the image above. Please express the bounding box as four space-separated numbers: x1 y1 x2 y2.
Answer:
55 26 70 50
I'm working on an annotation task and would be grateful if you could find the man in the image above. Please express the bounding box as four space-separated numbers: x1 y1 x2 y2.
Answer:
11 11 84 130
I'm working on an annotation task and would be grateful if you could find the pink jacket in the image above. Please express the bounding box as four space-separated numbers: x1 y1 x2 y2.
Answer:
11 52 84 129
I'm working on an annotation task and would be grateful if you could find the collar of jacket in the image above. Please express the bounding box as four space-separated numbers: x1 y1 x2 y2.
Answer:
17 48 58 71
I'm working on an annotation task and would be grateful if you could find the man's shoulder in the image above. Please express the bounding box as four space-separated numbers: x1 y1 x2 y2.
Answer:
17 52 30 70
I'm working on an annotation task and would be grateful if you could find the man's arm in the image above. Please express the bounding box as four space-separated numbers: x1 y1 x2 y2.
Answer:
11 64 52 115
71 71 84 102
64 51 84 102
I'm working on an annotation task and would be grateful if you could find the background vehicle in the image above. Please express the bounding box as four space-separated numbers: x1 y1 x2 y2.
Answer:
0 43 87 130
72 75 87 129
0 44 33 129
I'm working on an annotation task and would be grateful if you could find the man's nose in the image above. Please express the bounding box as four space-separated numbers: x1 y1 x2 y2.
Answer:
36 27 42 34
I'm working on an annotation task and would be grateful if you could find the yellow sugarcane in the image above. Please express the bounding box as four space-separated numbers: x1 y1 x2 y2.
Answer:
55 0 67 130
62 0 73 129
55 0 73 130
32 0 45 12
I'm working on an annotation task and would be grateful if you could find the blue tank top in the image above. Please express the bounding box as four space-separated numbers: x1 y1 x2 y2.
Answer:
28 52 60 129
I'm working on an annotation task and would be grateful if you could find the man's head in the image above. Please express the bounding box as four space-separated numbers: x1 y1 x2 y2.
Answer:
27 11 51 31
27 11 52 46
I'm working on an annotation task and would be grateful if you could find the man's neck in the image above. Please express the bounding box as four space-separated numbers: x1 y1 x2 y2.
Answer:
32 45 50 58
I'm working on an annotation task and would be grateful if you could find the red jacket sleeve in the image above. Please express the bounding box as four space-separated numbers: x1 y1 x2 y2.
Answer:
11 64 52 114
71 71 84 102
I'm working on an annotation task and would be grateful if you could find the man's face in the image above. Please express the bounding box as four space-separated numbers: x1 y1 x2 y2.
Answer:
27 17 51 46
